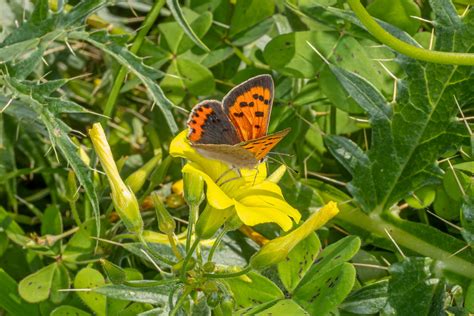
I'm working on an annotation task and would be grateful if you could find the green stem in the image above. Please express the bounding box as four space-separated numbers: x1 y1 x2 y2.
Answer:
329 105 337 135
207 228 227 263
138 234 176 266
167 233 183 259
181 237 200 281
102 0 166 118
347 0 474 65
336 206 474 279
169 287 193 316
186 204 199 252
69 200 82 226
203 265 252 279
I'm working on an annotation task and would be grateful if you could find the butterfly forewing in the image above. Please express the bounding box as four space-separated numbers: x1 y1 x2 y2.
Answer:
187 100 241 145
240 128 291 161
223 75 274 141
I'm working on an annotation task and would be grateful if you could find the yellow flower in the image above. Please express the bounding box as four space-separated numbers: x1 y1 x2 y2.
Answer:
250 201 340 269
169 131 301 234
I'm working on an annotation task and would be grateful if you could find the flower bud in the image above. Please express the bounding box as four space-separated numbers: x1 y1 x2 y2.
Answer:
125 154 162 193
266 165 287 183
250 201 339 270
183 173 204 207
66 170 79 202
89 123 143 234
151 192 176 234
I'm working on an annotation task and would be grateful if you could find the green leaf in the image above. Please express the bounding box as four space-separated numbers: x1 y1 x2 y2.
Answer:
229 0 274 37
50 263 70 304
461 196 474 245
277 233 321 292
293 263 356 315
263 31 326 78
466 280 474 313
256 299 309 315
166 0 210 52
433 186 461 220
3 77 101 242
405 186 436 209
340 280 389 314
41 204 62 236
0 38 40 62
384 257 441 316
100 259 127 284
161 58 215 104
71 31 178 134
18 263 56 303
30 0 49 24
51 306 91 316
367 0 421 35
94 280 177 304
73 268 107 316
0 268 39 315
298 235 360 289
62 220 97 262
223 271 284 308
443 168 473 202
325 0 473 213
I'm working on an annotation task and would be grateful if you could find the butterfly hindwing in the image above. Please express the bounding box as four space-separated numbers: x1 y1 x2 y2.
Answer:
187 100 241 145
222 75 274 141
240 128 291 161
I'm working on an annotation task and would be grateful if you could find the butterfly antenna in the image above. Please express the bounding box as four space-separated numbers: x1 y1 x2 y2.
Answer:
266 155 299 177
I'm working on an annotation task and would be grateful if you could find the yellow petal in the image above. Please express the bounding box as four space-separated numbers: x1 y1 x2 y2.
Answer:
238 190 301 224
182 163 234 209
240 163 267 186
234 199 293 231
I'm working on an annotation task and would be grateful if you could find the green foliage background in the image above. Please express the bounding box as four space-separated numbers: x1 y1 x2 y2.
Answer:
0 0 473 315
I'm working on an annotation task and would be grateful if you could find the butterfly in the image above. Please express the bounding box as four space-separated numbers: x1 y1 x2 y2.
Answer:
186 75 290 168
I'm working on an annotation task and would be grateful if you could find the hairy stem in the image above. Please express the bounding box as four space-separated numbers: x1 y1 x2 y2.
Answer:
347 0 474 65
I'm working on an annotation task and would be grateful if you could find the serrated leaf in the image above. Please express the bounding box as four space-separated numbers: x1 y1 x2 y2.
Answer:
384 257 441 316
3 78 101 237
325 0 473 213
1 0 105 46
0 38 40 62
71 31 178 134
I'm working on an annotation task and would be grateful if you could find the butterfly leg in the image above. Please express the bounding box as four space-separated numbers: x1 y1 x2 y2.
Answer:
215 166 241 186
217 166 243 186
251 166 259 186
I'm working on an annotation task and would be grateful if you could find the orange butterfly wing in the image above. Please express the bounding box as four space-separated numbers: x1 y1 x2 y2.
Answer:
240 128 291 161
222 75 273 141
